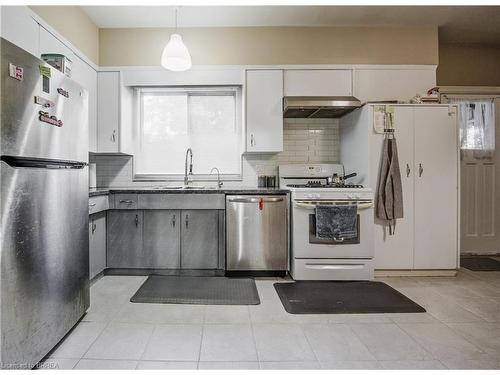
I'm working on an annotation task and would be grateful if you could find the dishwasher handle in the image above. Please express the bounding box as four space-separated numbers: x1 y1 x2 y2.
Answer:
227 197 284 203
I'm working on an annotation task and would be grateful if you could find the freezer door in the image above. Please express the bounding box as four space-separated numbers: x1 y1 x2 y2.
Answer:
1 38 88 162
0 161 89 368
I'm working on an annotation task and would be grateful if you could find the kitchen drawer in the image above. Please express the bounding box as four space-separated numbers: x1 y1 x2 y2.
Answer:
114 194 138 209
88 195 109 215
138 194 225 210
292 259 373 281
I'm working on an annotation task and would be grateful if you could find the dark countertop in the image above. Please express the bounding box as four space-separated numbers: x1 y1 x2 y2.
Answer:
89 187 289 197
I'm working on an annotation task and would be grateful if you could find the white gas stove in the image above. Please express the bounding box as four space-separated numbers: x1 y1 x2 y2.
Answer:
279 164 375 281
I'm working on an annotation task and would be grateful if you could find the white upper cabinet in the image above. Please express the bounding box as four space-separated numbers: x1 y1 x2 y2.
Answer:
284 69 352 97
72 57 97 152
39 26 97 153
97 71 120 153
245 70 283 153
39 26 75 62
0 6 39 57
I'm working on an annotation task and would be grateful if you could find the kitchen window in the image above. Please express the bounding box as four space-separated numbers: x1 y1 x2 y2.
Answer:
135 87 243 179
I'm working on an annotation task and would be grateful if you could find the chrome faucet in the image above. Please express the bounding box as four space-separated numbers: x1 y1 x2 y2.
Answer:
184 148 193 186
210 167 223 189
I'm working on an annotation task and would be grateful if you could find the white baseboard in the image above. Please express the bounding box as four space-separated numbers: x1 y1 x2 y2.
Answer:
375 269 458 277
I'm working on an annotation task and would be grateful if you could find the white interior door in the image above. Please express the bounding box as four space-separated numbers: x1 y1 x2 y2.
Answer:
373 107 415 269
413 106 459 269
460 98 500 255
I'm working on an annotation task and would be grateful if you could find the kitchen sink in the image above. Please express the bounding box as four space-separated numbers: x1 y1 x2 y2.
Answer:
151 185 218 190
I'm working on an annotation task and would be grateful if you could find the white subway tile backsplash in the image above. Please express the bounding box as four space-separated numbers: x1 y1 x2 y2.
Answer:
91 118 339 187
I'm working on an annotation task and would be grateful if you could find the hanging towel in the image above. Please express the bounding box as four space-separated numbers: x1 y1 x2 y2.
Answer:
376 138 404 234
315 205 358 240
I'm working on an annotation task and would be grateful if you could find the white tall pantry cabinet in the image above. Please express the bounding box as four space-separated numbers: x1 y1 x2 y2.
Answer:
340 105 459 271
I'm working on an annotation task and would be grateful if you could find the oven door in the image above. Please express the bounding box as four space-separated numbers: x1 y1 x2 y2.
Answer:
291 199 374 259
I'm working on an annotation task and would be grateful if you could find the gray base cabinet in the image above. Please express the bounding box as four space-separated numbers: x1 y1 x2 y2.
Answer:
107 210 144 268
181 210 219 269
89 212 106 279
106 208 222 270
143 210 181 268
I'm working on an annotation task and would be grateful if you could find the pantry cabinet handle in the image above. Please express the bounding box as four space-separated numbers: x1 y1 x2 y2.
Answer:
419 163 424 177
185 214 189 229
406 164 410 177
172 214 176 227
250 134 255 146
111 130 116 142
91 219 96 234
135 214 139 227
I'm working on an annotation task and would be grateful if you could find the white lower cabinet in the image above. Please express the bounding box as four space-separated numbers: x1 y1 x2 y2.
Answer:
89 212 106 279
371 105 459 270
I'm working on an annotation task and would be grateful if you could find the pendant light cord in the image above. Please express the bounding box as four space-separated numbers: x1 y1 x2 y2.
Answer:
175 7 178 32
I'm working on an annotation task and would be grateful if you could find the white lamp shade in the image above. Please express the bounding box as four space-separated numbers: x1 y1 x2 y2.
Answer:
161 33 192 71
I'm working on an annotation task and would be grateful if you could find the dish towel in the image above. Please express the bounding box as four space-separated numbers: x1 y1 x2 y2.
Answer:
376 137 404 234
315 205 358 240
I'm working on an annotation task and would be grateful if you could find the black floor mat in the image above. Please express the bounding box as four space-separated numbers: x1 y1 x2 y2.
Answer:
461 257 500 271
274 281 425 314
130 275 260 305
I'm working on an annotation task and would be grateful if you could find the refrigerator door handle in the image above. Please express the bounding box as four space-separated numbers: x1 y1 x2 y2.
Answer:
1 155 87 169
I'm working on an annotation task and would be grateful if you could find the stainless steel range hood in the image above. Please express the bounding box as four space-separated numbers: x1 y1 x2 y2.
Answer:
283 96 362 118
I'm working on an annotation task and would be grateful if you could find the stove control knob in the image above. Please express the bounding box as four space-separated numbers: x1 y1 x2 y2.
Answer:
347 193 354 199
307 193 320 199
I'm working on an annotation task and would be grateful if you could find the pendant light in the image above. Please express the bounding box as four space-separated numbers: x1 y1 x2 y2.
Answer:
161 8 192 71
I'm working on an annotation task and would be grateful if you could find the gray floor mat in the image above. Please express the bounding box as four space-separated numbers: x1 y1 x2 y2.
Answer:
130 275 260 305
461 257 500 271
274 281 425 314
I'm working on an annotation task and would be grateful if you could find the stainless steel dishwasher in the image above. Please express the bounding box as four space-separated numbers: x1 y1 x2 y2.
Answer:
226 195 288 272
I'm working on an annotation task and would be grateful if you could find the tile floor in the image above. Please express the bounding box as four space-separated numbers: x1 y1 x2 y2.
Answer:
41 269 500 370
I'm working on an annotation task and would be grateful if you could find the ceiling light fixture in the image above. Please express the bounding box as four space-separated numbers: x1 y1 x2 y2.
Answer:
161 7 192 71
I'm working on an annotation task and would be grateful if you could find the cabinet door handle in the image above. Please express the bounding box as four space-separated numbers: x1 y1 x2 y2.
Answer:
111 129 117 142
172 214 176 227
250 134 255 147
91 219 96 234
418 163 424 177
185 214 189 229
119 200 134 204
135 214 139 227
406 163 411 178
89 203 96 207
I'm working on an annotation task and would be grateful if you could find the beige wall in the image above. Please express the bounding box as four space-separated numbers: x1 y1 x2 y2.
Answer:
437 43 500 86
30 6 99 64
99 26 438 66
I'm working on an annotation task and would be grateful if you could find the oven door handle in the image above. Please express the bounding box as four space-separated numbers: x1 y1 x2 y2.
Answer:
294 201 373 210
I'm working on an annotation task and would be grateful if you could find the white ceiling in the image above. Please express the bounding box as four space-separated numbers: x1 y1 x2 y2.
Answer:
81 6 500 45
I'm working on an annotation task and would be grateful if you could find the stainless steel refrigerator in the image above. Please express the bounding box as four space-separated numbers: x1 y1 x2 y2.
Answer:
0 38 89 369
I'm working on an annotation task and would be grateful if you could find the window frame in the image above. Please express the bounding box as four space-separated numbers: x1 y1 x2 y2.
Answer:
133 85 244 182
